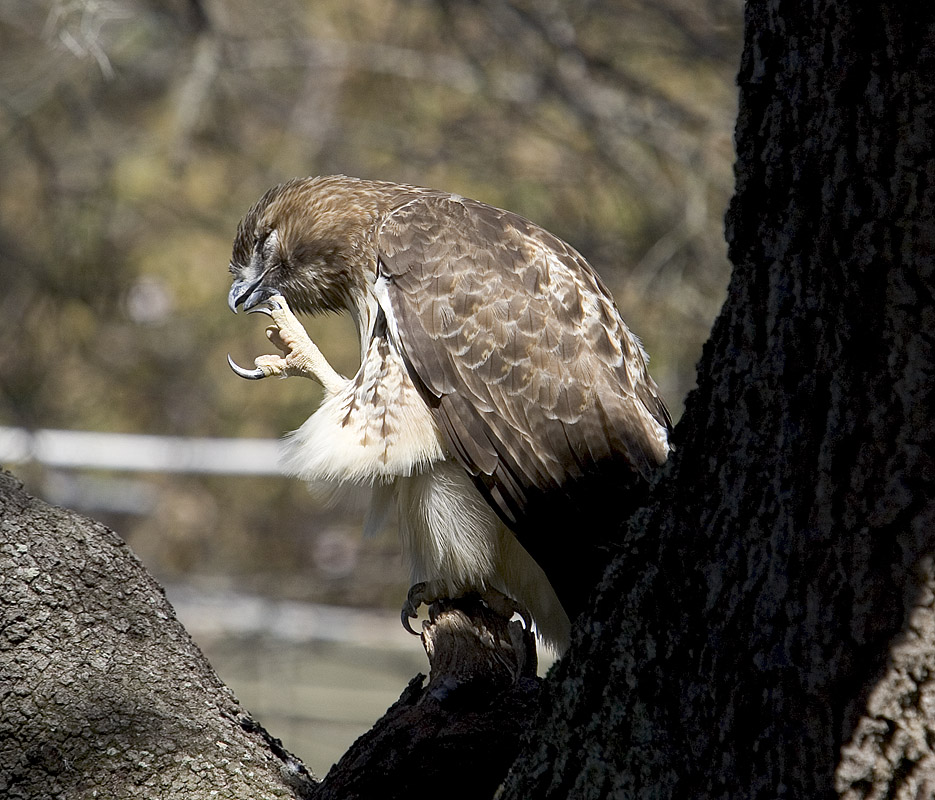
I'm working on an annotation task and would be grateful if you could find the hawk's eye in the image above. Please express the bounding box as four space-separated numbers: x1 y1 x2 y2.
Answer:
254 229 277 255
253 229 280 263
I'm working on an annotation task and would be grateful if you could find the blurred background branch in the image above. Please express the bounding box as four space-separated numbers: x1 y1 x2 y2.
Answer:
0 0 741 774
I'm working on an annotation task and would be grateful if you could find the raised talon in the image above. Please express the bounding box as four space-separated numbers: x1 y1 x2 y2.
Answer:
227 294 344 391
227 353 268 380
246 304 273 317
227 300 280 380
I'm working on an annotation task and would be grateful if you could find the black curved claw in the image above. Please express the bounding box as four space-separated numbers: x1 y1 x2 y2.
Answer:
227 353 267 380
401 606 420 636
245 305 273 317
400 581 427 636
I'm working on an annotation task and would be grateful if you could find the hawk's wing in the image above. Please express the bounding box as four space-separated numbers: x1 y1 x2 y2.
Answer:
376 194 670 529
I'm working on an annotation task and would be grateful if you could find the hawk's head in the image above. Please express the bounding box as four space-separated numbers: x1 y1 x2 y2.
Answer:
227 176 386 318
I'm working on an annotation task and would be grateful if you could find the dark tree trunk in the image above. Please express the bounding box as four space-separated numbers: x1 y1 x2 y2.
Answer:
501 3 935 798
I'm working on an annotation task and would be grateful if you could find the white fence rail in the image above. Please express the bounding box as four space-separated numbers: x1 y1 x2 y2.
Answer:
0 426 284 475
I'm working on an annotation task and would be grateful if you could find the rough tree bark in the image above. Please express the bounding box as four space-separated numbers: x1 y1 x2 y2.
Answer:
501 2 935 798
0 470 317 800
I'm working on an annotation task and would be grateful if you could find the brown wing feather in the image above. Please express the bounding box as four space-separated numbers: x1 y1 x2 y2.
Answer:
377 193 670 530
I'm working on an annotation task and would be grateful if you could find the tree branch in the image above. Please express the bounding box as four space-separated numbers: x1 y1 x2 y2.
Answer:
0 470 541 799
0 469 316 799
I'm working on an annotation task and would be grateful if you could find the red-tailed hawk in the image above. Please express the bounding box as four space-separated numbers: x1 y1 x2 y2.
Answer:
227 176 671 653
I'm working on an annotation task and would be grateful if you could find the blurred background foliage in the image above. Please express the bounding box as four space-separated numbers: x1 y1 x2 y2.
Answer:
0 0 740 609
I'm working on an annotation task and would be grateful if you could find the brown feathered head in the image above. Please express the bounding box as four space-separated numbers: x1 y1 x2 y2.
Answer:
227 175 403 317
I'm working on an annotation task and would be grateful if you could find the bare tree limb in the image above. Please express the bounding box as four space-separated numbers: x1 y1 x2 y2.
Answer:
0 469 317 799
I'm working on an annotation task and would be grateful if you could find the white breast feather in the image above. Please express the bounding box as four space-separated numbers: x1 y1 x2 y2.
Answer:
395 461 501 588
395 461 571 652
281 335 444 485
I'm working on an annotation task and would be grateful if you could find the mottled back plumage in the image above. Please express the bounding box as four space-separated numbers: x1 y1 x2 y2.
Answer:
377 193 670 530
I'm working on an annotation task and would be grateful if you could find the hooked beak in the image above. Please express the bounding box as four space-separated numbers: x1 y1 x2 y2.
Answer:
228 274 277 313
